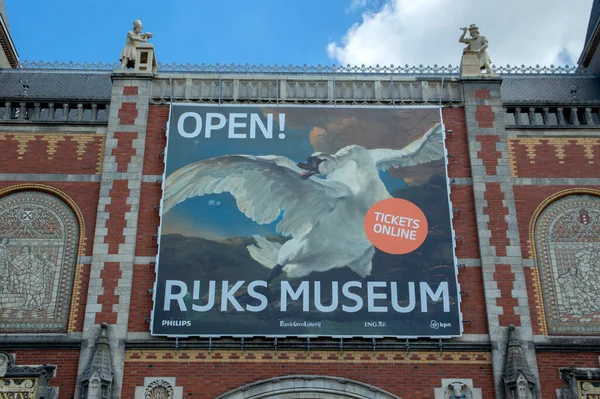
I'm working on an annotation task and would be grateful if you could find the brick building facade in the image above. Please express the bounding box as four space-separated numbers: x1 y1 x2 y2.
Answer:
1 5 600 399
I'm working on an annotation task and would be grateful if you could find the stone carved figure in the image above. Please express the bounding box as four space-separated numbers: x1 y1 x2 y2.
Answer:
0 237 11 293
445 382 472 399
459 24 493 74
120 20 154 70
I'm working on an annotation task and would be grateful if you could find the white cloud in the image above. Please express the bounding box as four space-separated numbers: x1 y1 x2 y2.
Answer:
328 0 593 67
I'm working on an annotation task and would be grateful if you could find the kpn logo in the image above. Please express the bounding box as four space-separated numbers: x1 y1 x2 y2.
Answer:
430 320 451 329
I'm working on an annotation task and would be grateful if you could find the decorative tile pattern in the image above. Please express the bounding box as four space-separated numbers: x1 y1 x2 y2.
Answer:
535 194 600 334
125 350 491 364
0 191 79 332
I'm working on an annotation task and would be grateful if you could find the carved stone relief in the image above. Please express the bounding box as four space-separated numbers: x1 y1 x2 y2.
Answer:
145 380 174 399
0 351 58 398
134 377 182 399
535 195 600 334
559 367 600 399
434 379 482 399
0 191 79 332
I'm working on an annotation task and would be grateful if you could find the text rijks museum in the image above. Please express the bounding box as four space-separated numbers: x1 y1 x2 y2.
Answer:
1 5 600 399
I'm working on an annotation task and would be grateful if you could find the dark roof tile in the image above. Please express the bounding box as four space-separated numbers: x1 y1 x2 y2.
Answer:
501 75 600 103
0 70 111 101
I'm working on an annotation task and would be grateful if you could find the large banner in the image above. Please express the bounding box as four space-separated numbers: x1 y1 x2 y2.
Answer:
152 104 462 337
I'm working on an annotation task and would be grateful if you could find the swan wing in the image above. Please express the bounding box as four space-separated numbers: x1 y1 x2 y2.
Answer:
163 154 352 237
370 123 445 171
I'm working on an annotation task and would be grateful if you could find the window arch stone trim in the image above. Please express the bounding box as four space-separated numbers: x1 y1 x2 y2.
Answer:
214 375 403 399
0 184 87 333
0 184 87 256
533 193 600 335
527 188 600 259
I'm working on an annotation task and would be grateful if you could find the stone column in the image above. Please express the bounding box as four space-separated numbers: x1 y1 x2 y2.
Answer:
461 76 540 399
76 72 153 398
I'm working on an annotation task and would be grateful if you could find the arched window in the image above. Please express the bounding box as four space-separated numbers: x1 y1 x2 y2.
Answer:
535 194 600 335
0 190 80 333
214 376 402 399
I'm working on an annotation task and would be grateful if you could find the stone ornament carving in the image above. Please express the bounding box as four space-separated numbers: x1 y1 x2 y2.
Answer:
444 382 472 399
0 352 10 377
0 352 58 398
503 326 537 399
559 367 600 399
135 377 183 399
434 379 482 399
145 380 174 399
0 191 79 332
120 20 154 70
535 195 600 334
459 24 493 75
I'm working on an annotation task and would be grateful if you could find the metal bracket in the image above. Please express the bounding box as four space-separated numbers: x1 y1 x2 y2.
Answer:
307 337 310 353
452 208 461 215
339 337 343 353
438 338 443 354
446 129 453 135
460 290 469 297
274 337 278 352
240 337 244 351
208 336 212 353
405 338 410 353
372 337 376 353
175 337 179 350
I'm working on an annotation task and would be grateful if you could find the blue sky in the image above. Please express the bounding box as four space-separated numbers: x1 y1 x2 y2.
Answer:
6 0 593 68
7 0 359 66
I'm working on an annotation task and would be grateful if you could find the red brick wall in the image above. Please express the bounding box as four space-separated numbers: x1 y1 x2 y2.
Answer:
459 267 488 334
123 351 494 399
513 185 600 259
537 352 600 398
128 264 155 332
450 185 479 258
9 350 80 398
135 182 161 257
144 105 169 175
509 138 600 178
443 108 471 178
0 134 104 174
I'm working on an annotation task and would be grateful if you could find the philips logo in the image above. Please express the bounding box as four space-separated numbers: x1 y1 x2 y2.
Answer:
162 320 191 327
430 320 451 329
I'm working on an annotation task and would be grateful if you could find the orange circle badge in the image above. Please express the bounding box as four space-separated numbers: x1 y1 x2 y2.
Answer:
364 198 428 255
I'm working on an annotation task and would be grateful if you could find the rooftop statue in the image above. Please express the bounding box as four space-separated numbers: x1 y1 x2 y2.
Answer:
459 24 493 75
119 20 154 70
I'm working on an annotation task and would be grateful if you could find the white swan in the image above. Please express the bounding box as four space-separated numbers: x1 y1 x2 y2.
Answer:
163 123 445 280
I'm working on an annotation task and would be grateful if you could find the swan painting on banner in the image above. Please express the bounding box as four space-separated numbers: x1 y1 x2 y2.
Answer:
152 105 462 338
